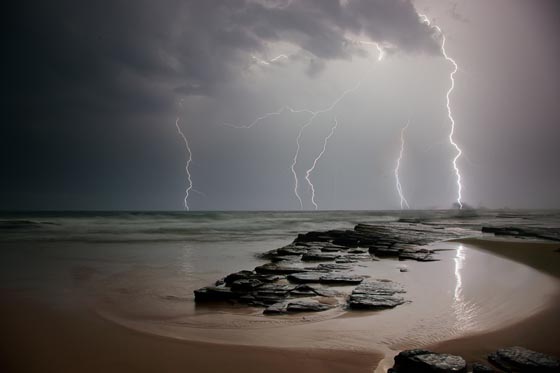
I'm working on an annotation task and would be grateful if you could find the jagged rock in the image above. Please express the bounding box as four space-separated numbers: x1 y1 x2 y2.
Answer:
288 272 364 285
277 245 310 256
319 273 364 285
314 263 352 271
321 246 341 252
389 349 467 373
472 363 494 372
335 257 359 264
254 263 308 274
348 280 406 309
263 302 288 314
482 226 560 242
488 346 560 372
287 272 324 283
224 270 255 285
230 278 264 291
286 300 334 313
264 300 333 314
375 247 402 257
399 248 439 262
301 252 339 261
194 286 239 301
348 248 368 254
340 253 376 261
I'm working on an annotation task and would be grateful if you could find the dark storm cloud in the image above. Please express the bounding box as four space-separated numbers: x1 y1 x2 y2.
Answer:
8 0 439 105
3 0 440 209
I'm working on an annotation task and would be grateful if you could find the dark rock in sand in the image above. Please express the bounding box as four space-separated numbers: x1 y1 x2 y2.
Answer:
254 263 308 275
301 252 339 262
348 280 406 310
471 363 494 372
482 226 560 242
224 270 255 285
194 286 239 302
287 272 324 283
319 273 364 285
488 346 560 372
314 263 352 271
399 248 439 262
374 247 402 257
288 272 364 285
230 278 264 291
389 349 467 373
287 300 333 313
264 299 334 314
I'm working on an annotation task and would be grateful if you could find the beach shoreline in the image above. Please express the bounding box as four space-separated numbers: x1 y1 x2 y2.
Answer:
1 225 559 372
426 237 560 363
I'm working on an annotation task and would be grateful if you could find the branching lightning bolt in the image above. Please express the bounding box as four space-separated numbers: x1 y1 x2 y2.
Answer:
223 107 313 129
395 120 410 209
251 54 289 66
223 83 359 209
304 117 338 210
290 82 360 209
420 14 464 209
175 117 193 211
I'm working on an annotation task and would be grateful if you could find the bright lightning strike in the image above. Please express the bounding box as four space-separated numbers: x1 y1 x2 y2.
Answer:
223 106 313 129
175 117 193 211
395 120 410 209
291 83 360 209
420 13 464 209
304 117 338 210
251 54 289 66
224 83 360 209
354 40 385 61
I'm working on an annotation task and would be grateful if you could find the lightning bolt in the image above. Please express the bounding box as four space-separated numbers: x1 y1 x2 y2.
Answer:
419 14 464 209
223 106 313 129
395 120 410 209
223 83 359 209
290 82 360 209
354 40 385 61
175 117 193 211
251 54 289 66
304 117 338 210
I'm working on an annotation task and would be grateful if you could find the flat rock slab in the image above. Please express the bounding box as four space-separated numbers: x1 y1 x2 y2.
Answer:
287 272 364 285
255 263 308 274
319 273 365 285
264 300 334 314
301 252 339 261
389 349 467 373
348 280 407 309
488 346 560 372
287 272 324 283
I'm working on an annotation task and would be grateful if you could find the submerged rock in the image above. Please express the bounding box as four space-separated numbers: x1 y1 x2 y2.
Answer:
348 280 406 309
389 349 467 373
488 346 560 372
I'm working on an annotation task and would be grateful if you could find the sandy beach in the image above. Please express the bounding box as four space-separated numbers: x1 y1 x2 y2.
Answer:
429 237 560 362
1 213 559 372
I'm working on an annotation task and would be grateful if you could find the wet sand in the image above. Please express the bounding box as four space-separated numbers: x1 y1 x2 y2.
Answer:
0 295 382 373
1 237 559 372
429 237 560 362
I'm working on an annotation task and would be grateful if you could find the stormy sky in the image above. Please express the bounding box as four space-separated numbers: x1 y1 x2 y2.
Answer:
3 0 560 210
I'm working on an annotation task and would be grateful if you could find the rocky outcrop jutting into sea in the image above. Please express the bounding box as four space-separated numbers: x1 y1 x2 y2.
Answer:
194 222 470 314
